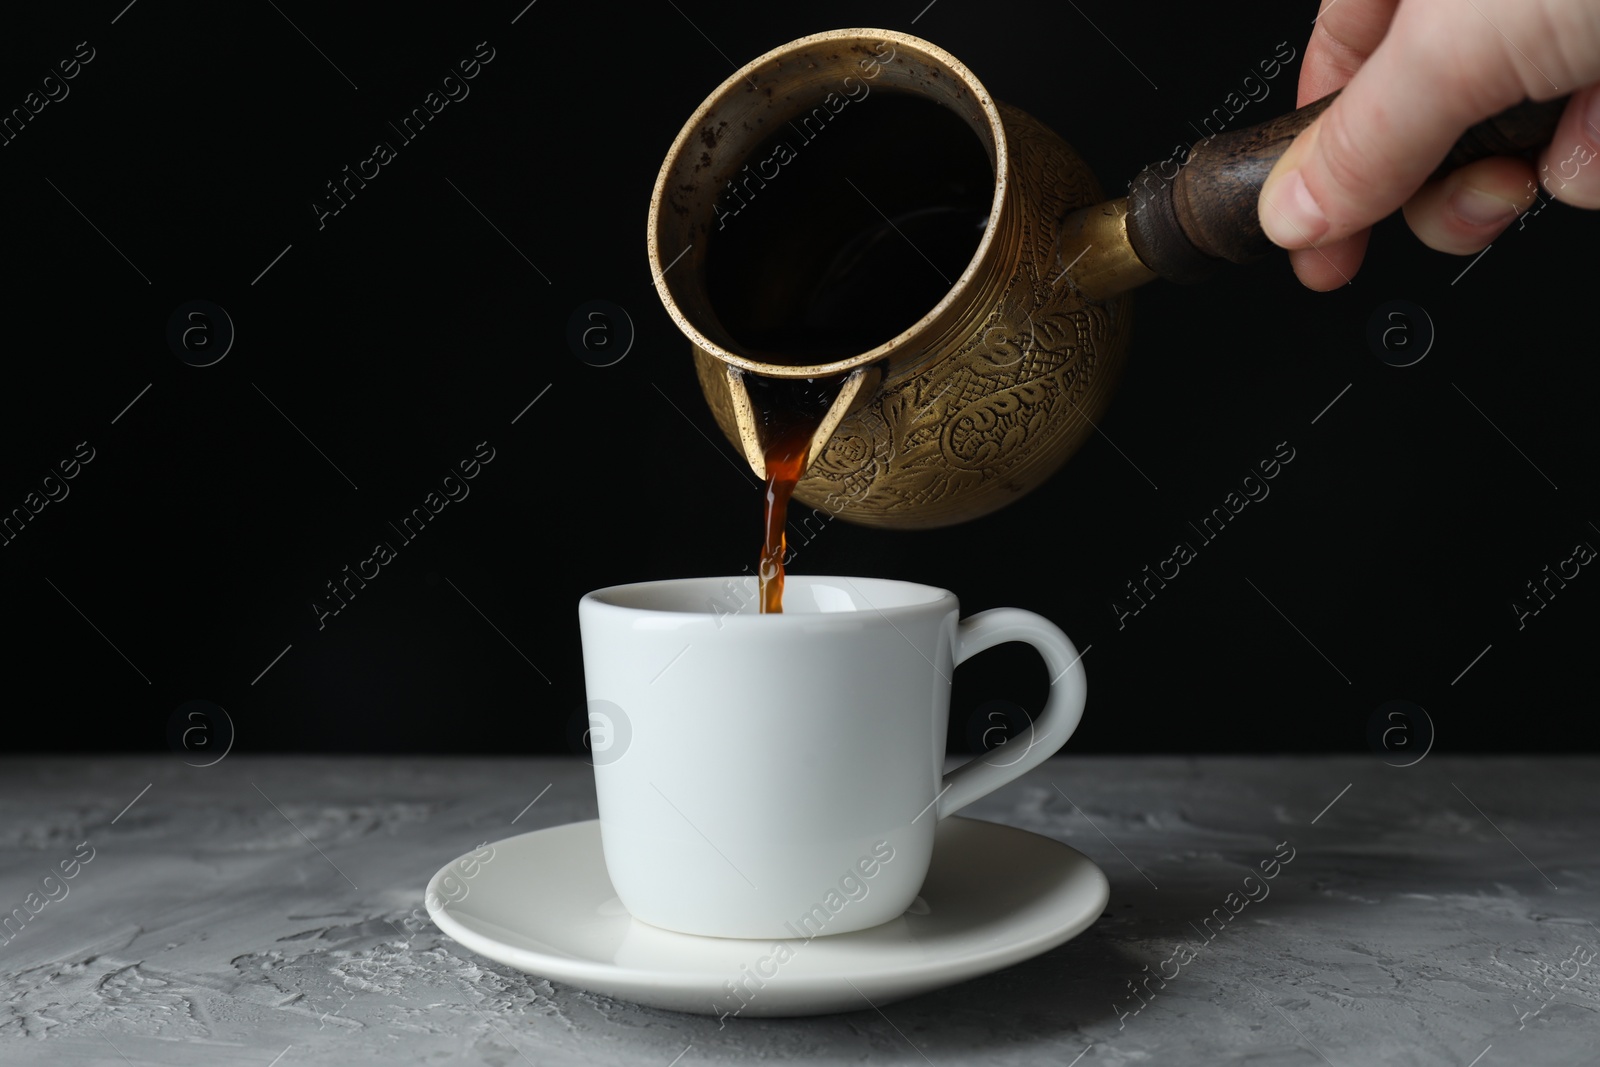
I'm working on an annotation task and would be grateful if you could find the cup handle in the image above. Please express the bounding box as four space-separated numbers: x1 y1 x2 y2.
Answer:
936 608 1087 820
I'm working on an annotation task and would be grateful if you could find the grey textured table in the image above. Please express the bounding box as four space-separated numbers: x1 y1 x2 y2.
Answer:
1 756 1595 1065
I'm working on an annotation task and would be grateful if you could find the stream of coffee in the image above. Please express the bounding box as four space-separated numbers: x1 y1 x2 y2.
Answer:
745 375 850 613
703 93 994 612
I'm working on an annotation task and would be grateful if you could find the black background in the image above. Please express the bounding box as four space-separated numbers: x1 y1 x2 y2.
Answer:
1 0 1594 755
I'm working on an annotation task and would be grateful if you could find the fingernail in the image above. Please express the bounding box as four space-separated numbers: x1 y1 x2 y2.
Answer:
1260 169 1329 248
1450 185 1520 227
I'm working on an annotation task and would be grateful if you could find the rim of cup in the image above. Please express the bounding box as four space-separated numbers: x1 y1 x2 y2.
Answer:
581 574 957 623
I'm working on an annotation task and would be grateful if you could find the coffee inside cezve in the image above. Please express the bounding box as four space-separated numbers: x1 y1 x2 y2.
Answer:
702 93 993 612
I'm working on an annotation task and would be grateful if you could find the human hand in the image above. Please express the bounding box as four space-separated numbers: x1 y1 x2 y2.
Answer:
1258 0 1600 290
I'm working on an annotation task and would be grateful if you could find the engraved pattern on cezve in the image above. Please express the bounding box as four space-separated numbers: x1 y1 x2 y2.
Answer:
698 104 1135 530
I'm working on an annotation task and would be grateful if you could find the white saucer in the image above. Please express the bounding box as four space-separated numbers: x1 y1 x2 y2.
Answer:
426 816 1109 1017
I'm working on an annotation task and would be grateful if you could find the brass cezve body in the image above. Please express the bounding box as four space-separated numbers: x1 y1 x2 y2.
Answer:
647 27 1153 529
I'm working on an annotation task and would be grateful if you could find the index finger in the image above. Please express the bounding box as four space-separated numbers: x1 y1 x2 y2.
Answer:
1298 0 1401 104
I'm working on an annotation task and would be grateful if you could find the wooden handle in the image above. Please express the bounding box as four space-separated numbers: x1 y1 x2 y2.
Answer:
1125 91 1569 284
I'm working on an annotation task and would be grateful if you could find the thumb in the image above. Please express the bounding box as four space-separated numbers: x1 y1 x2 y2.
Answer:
1259 11 1522 249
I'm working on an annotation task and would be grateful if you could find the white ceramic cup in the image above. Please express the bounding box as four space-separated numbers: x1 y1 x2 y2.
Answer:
577 574 1086 939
